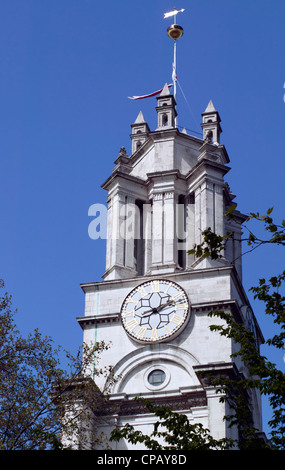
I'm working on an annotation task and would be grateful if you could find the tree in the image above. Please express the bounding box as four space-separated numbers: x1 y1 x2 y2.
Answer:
0 279 114 450
110 398 234 450
188 207 285 449
111 208 285 450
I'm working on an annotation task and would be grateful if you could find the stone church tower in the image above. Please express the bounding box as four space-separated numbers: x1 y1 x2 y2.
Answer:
77 84 264 449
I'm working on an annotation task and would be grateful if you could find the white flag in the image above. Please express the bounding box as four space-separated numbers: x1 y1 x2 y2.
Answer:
164 8 185 19
172 63 177 82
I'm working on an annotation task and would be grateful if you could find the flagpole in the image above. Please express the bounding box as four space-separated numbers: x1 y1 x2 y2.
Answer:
173 8 177 121
165 8 184 128
173 38 177 127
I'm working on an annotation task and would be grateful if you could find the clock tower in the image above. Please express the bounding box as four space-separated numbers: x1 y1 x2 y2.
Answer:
77 85 265 449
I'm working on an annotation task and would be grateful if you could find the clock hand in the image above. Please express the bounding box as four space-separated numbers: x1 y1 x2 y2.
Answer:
156 300 175 312
141 307 154 315
141 300 175 316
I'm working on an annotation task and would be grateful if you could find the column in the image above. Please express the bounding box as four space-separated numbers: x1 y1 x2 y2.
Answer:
104 192 137 280
163 191 176 268
109 192 125 269
123 195 136 273
200 180 215 233
185 194 195 268
214 184 225 238
151 192 164 267
194 186 202 247
143 202 152 274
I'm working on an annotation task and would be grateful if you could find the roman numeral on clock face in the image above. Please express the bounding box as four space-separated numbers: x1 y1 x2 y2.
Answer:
164 325 173 334
136 286 148 297
174 302 188 311
151 328 158 340
125 298 138 306
171 291 184 301
126 318 139 331
136 326 147 339
170 314 184 325
121 309 135 318
150 280 160 292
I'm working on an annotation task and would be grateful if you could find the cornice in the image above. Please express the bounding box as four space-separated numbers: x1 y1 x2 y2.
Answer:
76 298 241 330
186 157 230 184
101 170 146 191
98 390 207 417
80 265 237 292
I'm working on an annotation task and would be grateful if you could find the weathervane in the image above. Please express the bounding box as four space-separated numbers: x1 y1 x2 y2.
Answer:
128 8 185 109
164 7 185 127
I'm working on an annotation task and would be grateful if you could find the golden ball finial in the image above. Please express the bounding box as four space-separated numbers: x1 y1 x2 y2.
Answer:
167 24 184 40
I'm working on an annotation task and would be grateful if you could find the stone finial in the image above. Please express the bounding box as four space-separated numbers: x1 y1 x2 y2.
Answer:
160 83 171 96
118 146 128 157
204 100 216 113
134 111 146 124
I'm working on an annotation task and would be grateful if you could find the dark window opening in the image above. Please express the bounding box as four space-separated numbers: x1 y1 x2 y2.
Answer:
177 194 186 269
162 113 168 126
134 200 145 276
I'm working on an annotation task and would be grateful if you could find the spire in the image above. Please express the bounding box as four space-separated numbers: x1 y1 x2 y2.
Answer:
201 101 222 145
130 111 150 154
160 83 171 96
204 100 216 113
156 85 177 130
134 110 146 124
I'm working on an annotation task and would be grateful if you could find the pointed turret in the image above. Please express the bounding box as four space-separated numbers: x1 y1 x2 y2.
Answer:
201 100 222 145
130 110 150 154
134 110 146 123
156 83 177 129
204 99 216 113
160 82 171 96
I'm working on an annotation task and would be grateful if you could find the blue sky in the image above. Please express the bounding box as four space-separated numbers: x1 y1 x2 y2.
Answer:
0 0 284 437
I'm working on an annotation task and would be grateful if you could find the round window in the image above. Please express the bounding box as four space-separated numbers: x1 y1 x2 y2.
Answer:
147 369 166 387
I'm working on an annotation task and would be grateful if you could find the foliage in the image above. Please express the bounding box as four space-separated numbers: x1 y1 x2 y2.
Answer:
110 398 234 450
188 227 231 260
188 208 285 449
246 208 285 248
204 310 274 449
110 208 285 450
0 280 113 450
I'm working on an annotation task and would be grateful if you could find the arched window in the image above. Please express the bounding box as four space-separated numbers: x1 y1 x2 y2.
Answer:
162 113 168 126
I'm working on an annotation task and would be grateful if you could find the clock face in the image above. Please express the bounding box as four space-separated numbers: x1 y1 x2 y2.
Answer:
120 279 190 344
